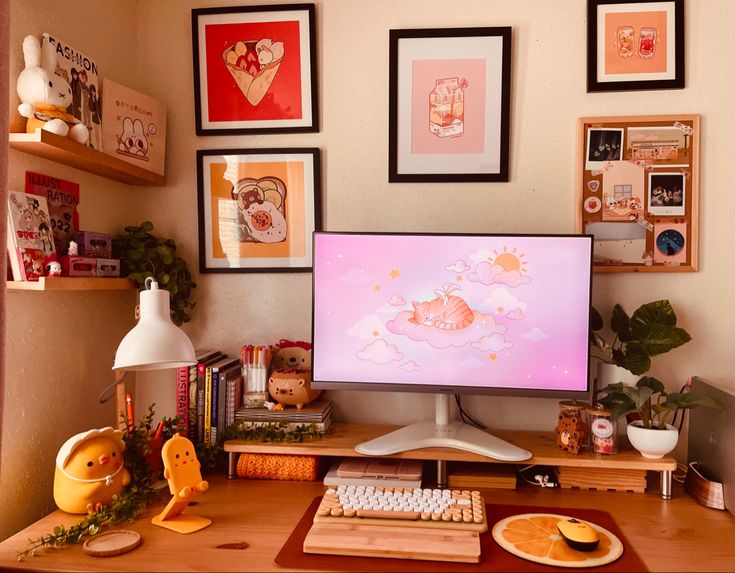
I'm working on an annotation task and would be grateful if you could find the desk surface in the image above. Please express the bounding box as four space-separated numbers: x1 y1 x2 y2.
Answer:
0 476 733 572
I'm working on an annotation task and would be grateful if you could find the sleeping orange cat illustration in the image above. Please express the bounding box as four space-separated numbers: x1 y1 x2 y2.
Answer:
409 283 474 330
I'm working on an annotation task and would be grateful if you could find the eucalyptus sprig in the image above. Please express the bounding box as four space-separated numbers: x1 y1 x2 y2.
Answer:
18 484 152 560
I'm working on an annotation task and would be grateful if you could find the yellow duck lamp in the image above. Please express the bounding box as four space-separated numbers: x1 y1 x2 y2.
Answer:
53 427 131 514
151 433 211 534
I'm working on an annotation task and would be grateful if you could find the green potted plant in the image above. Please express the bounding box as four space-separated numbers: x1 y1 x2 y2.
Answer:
590 299 692 388
597 377 719 459
592 299 719 458
113 221 196 325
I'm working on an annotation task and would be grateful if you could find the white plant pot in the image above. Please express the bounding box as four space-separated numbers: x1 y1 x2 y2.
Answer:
626 421 679 459
597 362 639 388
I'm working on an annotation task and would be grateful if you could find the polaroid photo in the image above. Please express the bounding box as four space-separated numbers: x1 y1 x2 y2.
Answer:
648 172 685 216
586 128 624 170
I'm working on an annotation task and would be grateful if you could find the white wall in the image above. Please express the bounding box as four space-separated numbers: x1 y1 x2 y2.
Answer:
134 0 735 424
4 0 735 540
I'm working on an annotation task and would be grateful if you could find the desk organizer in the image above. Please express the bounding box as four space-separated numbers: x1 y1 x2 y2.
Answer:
236 453 320 481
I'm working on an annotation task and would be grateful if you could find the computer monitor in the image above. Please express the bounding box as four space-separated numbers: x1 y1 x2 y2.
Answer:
311 232 593 461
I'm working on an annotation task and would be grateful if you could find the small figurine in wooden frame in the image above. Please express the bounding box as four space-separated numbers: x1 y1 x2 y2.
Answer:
576 114 699 273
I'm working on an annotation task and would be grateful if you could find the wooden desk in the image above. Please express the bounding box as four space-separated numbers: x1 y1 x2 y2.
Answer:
0 475 733 572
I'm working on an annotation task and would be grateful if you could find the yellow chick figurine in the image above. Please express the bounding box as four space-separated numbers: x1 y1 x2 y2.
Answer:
53 427 131 514
162 433 208 500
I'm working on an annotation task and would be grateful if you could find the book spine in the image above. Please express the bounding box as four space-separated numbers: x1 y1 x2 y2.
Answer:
175 366 189 436
210 368 220 445
204 367 213 444
187 364 198 442
196 363 206 445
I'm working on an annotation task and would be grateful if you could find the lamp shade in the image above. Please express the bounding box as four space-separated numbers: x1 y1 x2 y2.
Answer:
113 278 196 371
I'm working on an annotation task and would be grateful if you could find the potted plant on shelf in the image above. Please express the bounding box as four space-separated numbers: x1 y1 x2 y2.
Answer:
591 299 705 458
597 377 719 459
590 299 692 388
113 221 196 325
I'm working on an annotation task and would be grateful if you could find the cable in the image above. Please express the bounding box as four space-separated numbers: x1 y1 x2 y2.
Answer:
454 394 486 429
516 464 558 488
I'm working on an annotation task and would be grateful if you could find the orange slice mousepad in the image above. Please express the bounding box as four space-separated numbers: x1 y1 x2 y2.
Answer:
274 498 649 572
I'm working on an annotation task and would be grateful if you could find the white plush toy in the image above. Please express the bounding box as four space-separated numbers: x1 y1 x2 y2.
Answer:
16 35 89 145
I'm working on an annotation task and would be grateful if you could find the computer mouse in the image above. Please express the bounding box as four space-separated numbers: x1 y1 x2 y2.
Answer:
557 518 600 551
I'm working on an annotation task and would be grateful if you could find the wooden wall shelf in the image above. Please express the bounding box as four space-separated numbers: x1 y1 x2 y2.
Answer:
6 277 136 291
9 130 165 186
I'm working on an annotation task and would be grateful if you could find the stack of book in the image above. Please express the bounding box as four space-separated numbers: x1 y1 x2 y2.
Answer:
234 399 333 433
176 349 243 447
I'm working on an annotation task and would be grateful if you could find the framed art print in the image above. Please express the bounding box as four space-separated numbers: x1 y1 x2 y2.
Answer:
576 114 699 273
196 148 322 272
587 0 684 92
388 27 512 183
192 4 318 135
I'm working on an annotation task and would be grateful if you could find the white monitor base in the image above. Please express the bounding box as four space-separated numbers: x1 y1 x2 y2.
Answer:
355 420 532 462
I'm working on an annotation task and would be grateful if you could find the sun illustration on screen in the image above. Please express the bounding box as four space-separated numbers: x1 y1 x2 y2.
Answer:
491 248 527 273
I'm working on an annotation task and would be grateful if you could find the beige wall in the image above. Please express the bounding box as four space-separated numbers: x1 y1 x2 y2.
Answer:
4 0 735 540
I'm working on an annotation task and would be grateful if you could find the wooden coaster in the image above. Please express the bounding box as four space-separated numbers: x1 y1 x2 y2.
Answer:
492 513 623 568
82 530 142 557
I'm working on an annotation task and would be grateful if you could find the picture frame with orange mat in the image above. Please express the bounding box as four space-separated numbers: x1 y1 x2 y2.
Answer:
191 4 318 135
196 148 322 273
587 0 684 92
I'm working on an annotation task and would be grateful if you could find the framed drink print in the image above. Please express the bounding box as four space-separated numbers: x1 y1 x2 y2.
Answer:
192 4 318 135
388 27 512 183
576 115 699 273
196 148 322 273
587 0 684 92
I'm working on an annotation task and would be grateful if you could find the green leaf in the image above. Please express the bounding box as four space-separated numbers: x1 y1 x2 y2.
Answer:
636 376 666 394
610 304 632 341
140 221 154 233
636 324 692 357
616 345 651 375
630 299 677 330
624 385 653 409
662 393 721 410
590 307 603 331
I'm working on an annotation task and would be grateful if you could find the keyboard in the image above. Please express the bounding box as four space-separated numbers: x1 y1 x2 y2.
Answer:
313 485 488 533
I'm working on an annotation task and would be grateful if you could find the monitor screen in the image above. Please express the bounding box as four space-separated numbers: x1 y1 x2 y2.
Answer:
312 232 593 398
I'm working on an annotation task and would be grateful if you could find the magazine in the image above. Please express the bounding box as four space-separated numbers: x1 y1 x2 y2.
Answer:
6 190 56 281
25 171 80 255
41 33 102 149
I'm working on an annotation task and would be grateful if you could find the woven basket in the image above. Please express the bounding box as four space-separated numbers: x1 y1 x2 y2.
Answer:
236 453 320 481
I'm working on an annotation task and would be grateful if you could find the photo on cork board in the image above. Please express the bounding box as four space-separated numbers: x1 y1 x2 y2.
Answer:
192 4 318 135
196 148 322 273
587 0 684 92
388 26 511 183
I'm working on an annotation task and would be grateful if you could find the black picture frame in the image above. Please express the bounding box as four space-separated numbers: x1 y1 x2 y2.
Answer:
587 0 684 92
191 4 318 135
196 148 322 273
388 27 512 183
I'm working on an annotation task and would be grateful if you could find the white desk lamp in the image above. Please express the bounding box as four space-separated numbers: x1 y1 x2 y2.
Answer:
112 277 210 533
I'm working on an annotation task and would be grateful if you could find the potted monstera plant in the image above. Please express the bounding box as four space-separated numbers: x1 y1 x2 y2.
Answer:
597 377 718 459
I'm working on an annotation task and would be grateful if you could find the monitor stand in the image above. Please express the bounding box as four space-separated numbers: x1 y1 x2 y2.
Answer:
355 394 532 462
